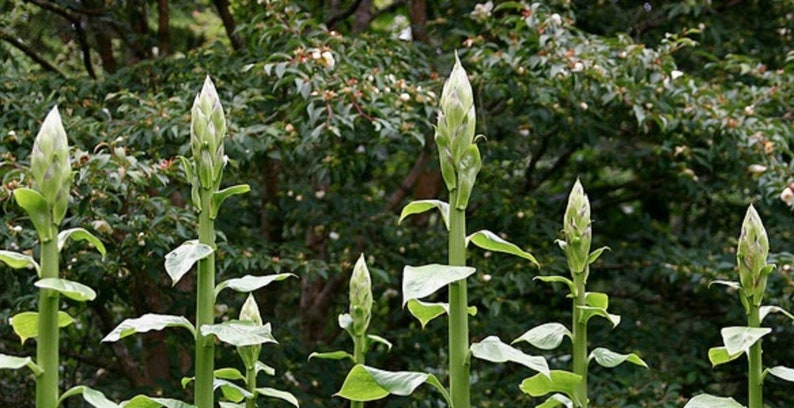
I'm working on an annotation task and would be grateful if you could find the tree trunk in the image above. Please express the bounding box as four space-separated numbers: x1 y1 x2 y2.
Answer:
408 0 429 43
157 0 170 56
213 0 244 51
353 0 372 32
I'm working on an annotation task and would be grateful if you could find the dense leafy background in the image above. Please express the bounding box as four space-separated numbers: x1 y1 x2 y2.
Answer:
1 0 793 406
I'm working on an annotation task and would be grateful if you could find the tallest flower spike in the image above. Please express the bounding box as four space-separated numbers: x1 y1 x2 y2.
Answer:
30 106 72 228
190 76 227 191
737 205 773 306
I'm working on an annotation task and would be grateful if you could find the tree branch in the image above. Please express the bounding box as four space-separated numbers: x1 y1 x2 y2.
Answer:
0 31 66 78
213 0 244 51
325 0 365 29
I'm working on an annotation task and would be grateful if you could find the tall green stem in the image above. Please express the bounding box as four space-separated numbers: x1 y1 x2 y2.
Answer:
351 334 366 408
747 303 763 408
245 362 256 408
36 232 59 408
448 190 470 408
572 267 589 408
195 188 216 408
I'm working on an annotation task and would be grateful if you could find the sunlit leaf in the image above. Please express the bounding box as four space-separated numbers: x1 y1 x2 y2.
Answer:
35 277 96 302
335 364 450 405
470 336 550 376
13 188 52 240
164 241 214 286
214 367 245 381
588 347 648 368
519 370 582 405
721 326 771 356
684 394 744 408
466 230 539 266
214 273 295 300
0 250 40 275
760 305 794 323
766 366 794 382
102 314 196 342
405 299 476 328
58 227 107 258
201 321 276 347
708 346 743 367
513 323 571 350
534 275 574 293
255 387 299 407
10 311 75 344
536 393 574 408
577 305 621 327
402 264 476 305
399 200 450 230
309 351 354 362
0 354 43 376
211 184 250 219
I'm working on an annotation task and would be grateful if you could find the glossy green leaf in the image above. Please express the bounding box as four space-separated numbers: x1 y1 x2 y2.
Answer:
335 364 450 404
466 230 539 266
201 321 276 347
534 275 574 293
211 184 251 219
585 292 609 309
35 277 96 301
405 299 477 328
766 365 794 382
102 314 196 342
14 188 52 240
402 264 476 305
123 396 195 408
255 387 299 407
0 353 43 376
721 326 771 356
708 346 743 367
309 350 354 362
214 273 295 300
684 394 744 408
760 305 794 323
587 246 610 265
214 367 245 381
0 250 40 274
58 227 107 258
513 322 571 350
398 200 450 230
164 241 214 286
215 379 250 403
470 336 550 376
60 385 119 408
519 370 582 404
10 311 75 344
588 347 648 368
577 305 621 327
536 393 574 408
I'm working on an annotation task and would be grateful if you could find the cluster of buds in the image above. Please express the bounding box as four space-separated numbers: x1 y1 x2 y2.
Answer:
435 52 482 210
237 294 264 370
349 254 373 337
30 106 72 228
560 179 592 276
737 205 775 307
190 76 227 193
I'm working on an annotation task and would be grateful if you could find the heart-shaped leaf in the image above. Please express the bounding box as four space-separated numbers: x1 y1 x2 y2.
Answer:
214 273 295 300
466 230 539 266
513 322 571 350
0 353 43 376
405 299 477 328
519 370 582 405
708 346 743 367
10 311 75 344
402 264 476 305
58 228 107 258
470 336 550 376
102 314 196 342
215 379 251 403
585 292 609 309
255 387 299 407
588 347 648 368
35 277 96 302
335 364 450 405
399 200 450 230
164 241 214 286
766 365 794 382
214 367 245 381
721 326 771 356
201 321 276 347
684 394 744 408
0 250 40 275
14 188 52 240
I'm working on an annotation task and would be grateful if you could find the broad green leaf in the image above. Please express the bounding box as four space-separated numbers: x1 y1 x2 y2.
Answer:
367 334 393 351
10 311 75 344
215 379 251 403
587 246 610 265
536 393 574 408
577 306 621 327
684 394 744 408
35 277 96 301
766 366 794 382
534 275 574 293
14 188 52 240
585 292 609 309
123 396 195 408
58 228 107 258
470 336 550 376
399 200 450 230
201 321 276 347
335 364 451 404
256 361 275 376
211 184 251 219
519 370 582 405
708 346 743 367
405 299 477 328
588 347 648 368
59 385 119 408
0 353 43 376
164 241 214 286
309 351 354 362
214 273 295 300
721 326 771 356
214 367 245 381
102 314 196 342
513 323 571 350
402 264 476 305
760 305 794 323
0 250 40 274
710 280 741 291
466 230 539 266
255 387 300 407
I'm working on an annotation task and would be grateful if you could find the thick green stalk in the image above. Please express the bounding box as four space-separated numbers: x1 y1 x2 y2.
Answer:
572 267 588 408
36 232 59 408
351 334 366 408
747 303 763 408
245 363 256 408
448 190 470 408
195 188 216 408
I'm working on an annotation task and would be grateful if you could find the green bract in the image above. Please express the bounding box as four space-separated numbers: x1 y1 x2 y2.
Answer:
191 76 227 191
349 254 373 337
736 205 771 306
562 179 591 276
30 106 72 227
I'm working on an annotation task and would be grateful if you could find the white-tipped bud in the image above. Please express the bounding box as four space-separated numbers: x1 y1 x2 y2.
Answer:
563 179 591 275
239 294 263 326
349 254 373 336
190 76 227 190
31 106 72 224
737 205 772 305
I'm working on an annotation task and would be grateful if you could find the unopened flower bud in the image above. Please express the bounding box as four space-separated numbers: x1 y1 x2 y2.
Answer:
737 205 771 304
237 294 263 369
31 106 72 224
563 179 591 274
349 253 373 336
190 76 227 190
239 294 263 326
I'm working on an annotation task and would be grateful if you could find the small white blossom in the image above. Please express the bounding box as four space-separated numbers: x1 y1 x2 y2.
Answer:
580 102 589 111
399 93 410 102
470 1 494 22
744 105 755 116
572 62 584 72
781 186 794 206
747 164 767 175
671 70 684 80
321 51 335 69
550 13 562 26
329 231 340 240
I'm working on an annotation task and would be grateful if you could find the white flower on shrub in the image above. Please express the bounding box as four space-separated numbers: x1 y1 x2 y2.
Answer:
780 186 794 206
471 1 493 22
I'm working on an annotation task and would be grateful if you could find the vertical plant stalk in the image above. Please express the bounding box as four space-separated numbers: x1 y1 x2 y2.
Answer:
448 192 470 408
195 188 216 408
747 303 763 408
572 267 588 408
350 333 366 408
36 235 59 408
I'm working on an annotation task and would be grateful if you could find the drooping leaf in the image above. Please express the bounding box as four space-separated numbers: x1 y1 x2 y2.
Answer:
256 361 275 376
35 278 96 302
58 228 107 258
708 346 743 367
0 353 43 376
211 184 251 219
309 351 354 362
466 230 539 266
588 347 648 368
335 364 451 405
684 394 744 408
760 305 794 323
534 275 574 294
0 250 40 275
710 280 741 291
59 385 119 408
164 241 214 286
102 314 196 342
13 188 52 240
214 273 295 300
519 370 582 405
470 336 550 376
536 393 574 408
10 311 75 344
405 299 477 328
721 326 772 356
402 264 476 305
513 323 571 350
766 366 794 382
367 334 393 351
587 246 610 265
399 200 450 230
214 379 251 403
201 321 276 347
577 305 621 327
255 387 300 407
